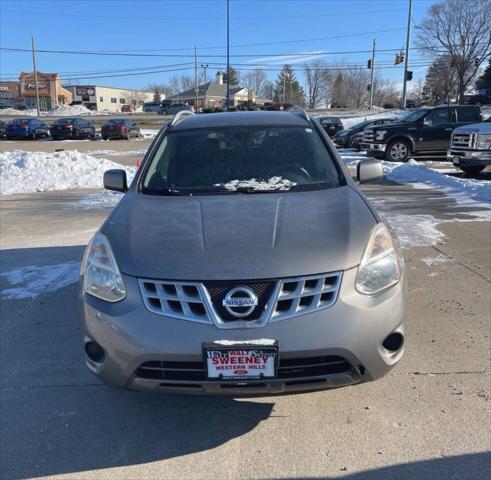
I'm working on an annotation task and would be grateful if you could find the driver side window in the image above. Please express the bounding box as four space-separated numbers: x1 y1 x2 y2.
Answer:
424 110 451 127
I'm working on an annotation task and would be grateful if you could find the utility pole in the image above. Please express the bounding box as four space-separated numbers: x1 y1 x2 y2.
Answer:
283 73 286 105
194 45 199 112
201 63 209 108
401 0 412 109
31 36 40 117
369 38 376 109
226 0 230 111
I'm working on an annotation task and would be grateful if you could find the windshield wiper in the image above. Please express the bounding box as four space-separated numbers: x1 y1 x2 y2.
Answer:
142 187 189 196
290 180 339 191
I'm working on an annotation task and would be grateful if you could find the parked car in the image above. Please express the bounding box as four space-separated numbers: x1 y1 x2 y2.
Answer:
362 105 482 162
158 103 194 115
142 102 162 113
121 104 135 113
335 117 398 148
447 117 491 175
80 109 406 394
317 116 344 138
5 118 50 139
0 120 6 137
50 117 96 140
101 119 140 140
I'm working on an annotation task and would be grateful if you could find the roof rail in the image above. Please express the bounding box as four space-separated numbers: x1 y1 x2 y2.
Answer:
286 105 311 123
170 110 195 127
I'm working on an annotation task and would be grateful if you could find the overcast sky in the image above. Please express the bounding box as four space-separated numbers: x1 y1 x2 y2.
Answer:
1 0 433 90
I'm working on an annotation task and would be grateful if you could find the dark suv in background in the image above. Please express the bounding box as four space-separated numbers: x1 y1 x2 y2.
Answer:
50 117 96 140
158 103 194 115
317 116 344 138
335 117 398 148
362 105 482 162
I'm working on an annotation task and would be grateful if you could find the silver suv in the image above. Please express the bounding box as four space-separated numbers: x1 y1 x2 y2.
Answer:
81 109 406 395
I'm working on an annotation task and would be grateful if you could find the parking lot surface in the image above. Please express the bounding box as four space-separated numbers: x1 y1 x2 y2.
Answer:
0 137 490 479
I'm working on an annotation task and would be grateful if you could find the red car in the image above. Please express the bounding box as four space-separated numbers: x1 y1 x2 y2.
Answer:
101 119 141 140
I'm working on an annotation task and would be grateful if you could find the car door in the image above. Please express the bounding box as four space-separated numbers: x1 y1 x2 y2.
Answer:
418 108 454 152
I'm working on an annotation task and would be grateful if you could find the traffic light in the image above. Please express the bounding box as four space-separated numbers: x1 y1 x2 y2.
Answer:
367 59 372 69
406 70 413 81
394 53 400 65
475 58 480 66
367 84 371 91
399 51 404 63
451 58 455 67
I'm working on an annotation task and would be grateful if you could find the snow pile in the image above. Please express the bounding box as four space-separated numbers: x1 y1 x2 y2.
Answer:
1 261 80 299
85 149 146 156
222 177 297 191
339 110 405 129
0 105 110 116
384 160 491 205
0 150 136 194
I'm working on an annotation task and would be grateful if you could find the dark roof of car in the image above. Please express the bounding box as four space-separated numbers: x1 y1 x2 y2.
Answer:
170 111 311 130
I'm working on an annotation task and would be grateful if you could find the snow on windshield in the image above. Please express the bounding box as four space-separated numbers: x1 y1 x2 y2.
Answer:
221 176 297 191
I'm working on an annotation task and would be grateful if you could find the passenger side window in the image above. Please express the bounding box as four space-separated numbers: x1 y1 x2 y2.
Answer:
424 110 451 127
457 108 480 123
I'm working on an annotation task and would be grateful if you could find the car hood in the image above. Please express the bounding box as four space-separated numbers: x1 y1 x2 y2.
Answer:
102 186 377 280
453 121 491 134
368 121 408 132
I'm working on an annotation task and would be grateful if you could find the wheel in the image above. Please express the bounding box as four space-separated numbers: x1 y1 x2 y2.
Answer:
385 139 410 162
125 131 131 140
460 165 485 176
102 136 108 141
31 130 37 140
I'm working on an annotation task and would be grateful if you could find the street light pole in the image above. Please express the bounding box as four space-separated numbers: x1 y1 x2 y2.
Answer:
401 0 412 109
226 0 230 111
31 36 40 117
201 63 209 108
194 45 199 111
369 38 376 109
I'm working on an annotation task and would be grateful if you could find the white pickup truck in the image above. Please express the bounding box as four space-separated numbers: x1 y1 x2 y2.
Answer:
448 117 491 175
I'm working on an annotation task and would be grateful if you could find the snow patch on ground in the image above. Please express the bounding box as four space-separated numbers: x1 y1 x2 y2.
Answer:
1 261 80 299
422 253 453 266
384 214 447 248
85 149 147 156
338 109 405 129
222 177 297 191
0 150 136 194
72 190 124 209
140 129 160 138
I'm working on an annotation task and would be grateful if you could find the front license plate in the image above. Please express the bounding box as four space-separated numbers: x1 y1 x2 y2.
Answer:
453 156 461 165
204 344 278 380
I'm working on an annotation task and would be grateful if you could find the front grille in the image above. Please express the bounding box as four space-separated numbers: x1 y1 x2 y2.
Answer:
136 356 351 381
204 280 275 321
138 272 342 328
363 130 374 142
451 132 474 149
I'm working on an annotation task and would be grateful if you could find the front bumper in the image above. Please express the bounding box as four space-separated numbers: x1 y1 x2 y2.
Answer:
447 149 491 167
361 142 386 158
81 268 406 394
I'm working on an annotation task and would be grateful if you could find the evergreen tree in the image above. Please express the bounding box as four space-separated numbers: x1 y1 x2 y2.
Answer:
274 65 305 106
222 67 240 86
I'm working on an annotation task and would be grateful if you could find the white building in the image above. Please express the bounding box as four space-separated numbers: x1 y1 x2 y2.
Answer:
64 85 154 112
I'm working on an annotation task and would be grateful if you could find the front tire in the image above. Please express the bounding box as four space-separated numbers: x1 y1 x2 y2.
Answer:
386 139 410 162
31 131 37 140
461 165 485 176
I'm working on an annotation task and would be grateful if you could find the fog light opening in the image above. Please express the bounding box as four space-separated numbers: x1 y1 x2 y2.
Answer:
383 332 404 353
85 341 105 364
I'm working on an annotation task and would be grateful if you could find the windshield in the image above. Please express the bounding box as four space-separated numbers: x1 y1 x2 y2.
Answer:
401 108 430 122
141 125 341 195
106 119 124 125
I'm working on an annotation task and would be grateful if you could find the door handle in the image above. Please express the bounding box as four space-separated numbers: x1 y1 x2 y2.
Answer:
445 128 453 131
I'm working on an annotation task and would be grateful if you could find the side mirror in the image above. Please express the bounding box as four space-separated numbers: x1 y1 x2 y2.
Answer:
357 159 383 184
103 169 128 193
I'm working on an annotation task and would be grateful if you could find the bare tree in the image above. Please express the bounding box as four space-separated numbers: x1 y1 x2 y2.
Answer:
145 83 172 102
121 90 148 109
415 0 491 102
168 74 194 96
424 55 459 104
241 69 268 96
303 60 327 109
372 78 400 107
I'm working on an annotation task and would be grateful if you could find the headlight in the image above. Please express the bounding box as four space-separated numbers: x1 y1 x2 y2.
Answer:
356 224 404 295
82 233 126 302
375 130 387 141
476 134 491 150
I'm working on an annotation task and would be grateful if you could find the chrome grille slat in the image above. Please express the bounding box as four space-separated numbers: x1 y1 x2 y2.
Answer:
138 272 342 328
